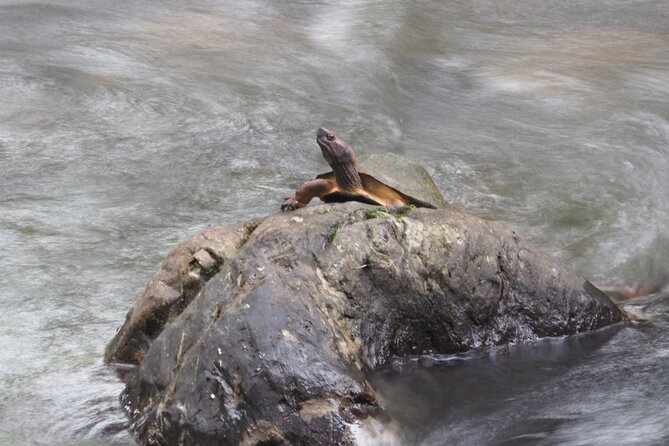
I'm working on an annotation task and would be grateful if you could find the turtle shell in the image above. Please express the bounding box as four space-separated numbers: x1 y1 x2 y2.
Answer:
320 190 381 206
356 153 453 209
316 170 435 208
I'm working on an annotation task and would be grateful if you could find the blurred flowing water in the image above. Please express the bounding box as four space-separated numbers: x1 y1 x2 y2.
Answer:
1 0 668 445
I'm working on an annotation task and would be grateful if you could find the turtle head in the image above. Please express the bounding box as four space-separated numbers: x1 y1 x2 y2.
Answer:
316 127 356 168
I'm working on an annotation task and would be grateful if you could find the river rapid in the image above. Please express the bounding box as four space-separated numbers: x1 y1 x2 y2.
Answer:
1 1 668 445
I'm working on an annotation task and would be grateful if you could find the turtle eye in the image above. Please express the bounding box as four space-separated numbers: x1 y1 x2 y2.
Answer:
326 133 335 141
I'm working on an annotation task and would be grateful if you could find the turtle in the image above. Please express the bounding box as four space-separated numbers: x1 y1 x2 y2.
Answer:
281 128 437 211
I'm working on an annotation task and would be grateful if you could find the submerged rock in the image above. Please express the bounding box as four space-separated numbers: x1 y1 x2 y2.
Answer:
621 292 669 321
107 156 624 445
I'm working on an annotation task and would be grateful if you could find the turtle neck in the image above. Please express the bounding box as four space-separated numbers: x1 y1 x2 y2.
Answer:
332 161 362 192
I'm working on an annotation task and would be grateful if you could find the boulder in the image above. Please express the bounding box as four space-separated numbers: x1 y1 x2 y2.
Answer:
105 154 448 366
113 200 624 445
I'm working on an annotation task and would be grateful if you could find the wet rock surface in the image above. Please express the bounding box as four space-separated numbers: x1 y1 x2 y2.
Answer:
104 220 260 365
110 200 624 445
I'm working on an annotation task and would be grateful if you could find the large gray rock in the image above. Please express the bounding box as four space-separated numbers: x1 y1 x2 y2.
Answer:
113 201 624 445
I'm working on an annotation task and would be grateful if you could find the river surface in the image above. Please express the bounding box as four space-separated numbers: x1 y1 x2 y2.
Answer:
1 1 668 445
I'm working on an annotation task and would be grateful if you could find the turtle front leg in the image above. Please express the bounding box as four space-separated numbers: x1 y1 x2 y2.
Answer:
281 178 333 212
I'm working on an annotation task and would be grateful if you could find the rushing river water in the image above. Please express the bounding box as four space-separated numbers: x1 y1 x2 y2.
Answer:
1 1 668 445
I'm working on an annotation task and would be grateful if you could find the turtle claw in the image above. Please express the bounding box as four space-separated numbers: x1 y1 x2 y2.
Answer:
281 195 303 212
